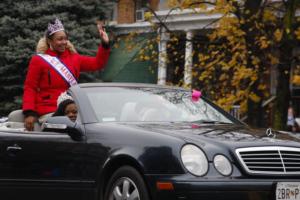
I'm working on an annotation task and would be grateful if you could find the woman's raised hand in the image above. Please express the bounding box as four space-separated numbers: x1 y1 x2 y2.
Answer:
97 22 109 45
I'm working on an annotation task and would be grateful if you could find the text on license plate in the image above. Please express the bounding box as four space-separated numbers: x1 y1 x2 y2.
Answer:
277 182 300 200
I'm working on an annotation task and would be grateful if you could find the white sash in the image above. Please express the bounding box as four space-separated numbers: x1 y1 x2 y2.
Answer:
37 54 78 86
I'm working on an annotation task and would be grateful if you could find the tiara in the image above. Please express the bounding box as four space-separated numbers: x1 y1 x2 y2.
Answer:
47 18 65 36
57 91 73 106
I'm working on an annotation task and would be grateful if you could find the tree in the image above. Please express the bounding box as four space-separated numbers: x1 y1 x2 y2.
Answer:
134 0 300 128
274 0 300 130
0 0 115 116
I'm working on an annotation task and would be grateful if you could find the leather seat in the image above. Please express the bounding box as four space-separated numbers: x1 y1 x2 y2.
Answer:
7 110 41 131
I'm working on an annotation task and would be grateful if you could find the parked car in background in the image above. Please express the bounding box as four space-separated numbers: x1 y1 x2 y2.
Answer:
1 83 300 200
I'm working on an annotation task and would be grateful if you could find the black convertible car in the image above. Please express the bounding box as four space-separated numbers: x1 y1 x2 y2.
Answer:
1 83 300 200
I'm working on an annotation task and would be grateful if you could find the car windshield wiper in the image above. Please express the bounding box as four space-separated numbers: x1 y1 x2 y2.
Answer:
191 120 232 124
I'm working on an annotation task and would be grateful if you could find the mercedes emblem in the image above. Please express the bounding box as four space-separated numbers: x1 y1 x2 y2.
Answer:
266 128 276 138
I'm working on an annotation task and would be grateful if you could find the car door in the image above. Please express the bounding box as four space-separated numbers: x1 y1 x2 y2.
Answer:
0 129 88 200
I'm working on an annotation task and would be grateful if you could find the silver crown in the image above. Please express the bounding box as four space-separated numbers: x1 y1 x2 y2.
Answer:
47 18 65 36
57 91 73 106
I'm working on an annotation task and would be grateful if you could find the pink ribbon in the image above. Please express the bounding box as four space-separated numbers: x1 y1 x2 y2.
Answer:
192 89 202 102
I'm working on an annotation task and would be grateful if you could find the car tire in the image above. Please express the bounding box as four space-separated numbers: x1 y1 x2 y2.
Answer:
104 166 150 200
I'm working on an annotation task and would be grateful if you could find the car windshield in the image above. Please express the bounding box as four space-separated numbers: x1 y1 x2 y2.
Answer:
84 87 233 123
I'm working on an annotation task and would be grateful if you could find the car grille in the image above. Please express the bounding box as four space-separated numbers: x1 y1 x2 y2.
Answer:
236 147 300 174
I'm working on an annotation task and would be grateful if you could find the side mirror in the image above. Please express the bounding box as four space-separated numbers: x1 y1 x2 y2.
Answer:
42 116 84 141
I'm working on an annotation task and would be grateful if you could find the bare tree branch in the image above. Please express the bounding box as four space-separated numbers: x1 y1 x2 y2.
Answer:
145 1 223 38
146 5 172 33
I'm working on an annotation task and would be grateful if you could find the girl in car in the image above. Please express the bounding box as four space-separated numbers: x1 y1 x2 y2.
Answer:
52 92 77 122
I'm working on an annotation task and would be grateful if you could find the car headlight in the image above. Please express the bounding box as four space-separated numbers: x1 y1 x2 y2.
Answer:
213 154 232 176
181 144 208 176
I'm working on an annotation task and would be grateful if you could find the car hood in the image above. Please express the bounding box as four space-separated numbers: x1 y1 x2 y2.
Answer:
119 122 300 147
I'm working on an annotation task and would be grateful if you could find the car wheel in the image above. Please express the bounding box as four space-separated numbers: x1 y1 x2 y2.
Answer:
104 166 150 200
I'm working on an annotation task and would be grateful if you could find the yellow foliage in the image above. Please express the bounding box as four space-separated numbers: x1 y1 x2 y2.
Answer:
171 37 179 42
239 100 248 113
295 27 300 40
197 3 208 10
258 84 267 90
215 0 235 14
198 53 210 61
249 92 261 103
181 0 207 9
251 56 260 66
199 71 209 81
219 74 227 81
208 32 217 41
263 10 277 22
268 54 279 65
292 75 300 85
216 97 233 112
274 29 283 42
211 50 219 56
144 12 153 21
163 0 273 116
236 90 246 98
228 58 237 67
250 74 258 83
167 0 180 7
192 71 198 77
221 62 231 71
257 36 269 49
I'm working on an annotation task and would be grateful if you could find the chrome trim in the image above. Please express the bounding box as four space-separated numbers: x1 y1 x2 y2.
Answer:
0 178 95 184
236 146 300 175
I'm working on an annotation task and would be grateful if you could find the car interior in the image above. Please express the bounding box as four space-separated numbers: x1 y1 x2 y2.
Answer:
0 110 42 131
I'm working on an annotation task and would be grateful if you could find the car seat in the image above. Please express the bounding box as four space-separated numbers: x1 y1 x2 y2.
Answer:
7 110 41 131
120 102 140 121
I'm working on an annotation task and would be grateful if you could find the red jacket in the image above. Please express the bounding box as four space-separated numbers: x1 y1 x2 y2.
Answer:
22 45 110 116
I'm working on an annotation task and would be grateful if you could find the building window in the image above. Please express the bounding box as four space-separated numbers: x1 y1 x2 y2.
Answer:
136 0 148 10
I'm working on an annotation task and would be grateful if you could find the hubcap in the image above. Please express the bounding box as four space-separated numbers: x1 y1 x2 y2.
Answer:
109 177 140 200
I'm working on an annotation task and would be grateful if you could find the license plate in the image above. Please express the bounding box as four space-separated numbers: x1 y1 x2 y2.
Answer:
277 182 300 200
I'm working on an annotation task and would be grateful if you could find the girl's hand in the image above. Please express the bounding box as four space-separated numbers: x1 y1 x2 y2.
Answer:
24 115 37 131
